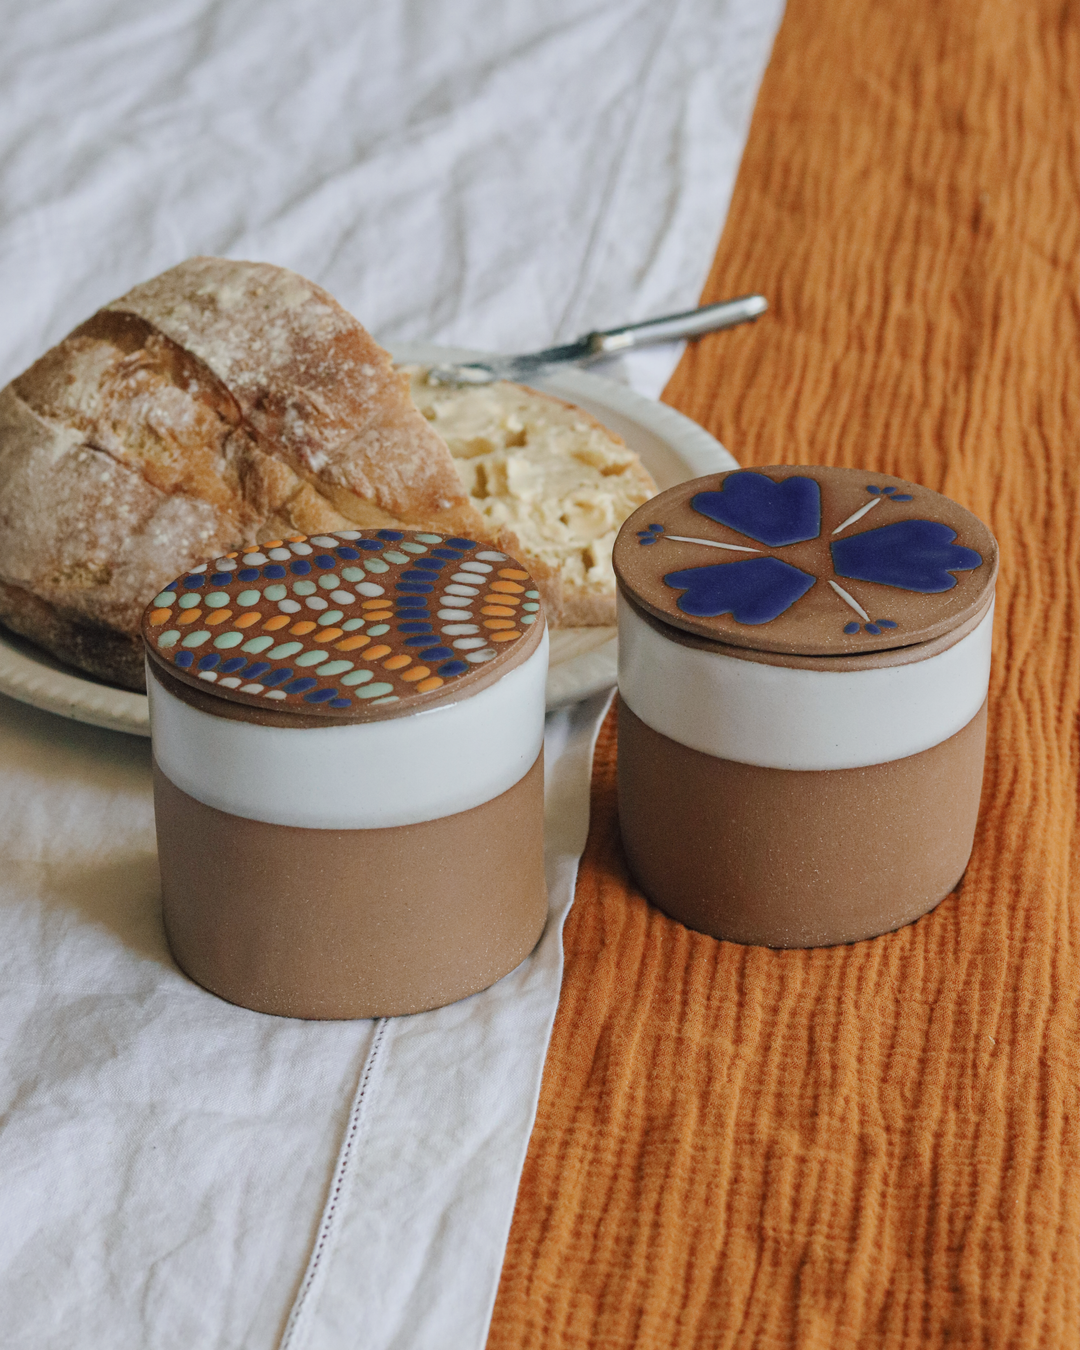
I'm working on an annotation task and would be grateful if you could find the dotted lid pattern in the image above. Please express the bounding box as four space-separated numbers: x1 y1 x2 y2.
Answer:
142 530 544 721
613 466 998 656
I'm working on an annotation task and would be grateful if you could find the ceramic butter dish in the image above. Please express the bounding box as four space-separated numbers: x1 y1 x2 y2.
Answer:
143 529 548 1017
613 466 998 948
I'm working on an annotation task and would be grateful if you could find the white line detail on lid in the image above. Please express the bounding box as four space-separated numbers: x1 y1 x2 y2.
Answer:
828 580 870 620
665 535 760 552
831 497 882 534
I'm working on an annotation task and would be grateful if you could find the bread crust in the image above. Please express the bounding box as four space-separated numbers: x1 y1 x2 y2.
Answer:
0 258 488 690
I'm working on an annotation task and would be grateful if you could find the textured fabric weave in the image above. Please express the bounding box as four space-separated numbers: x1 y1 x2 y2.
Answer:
488 0 1080 1344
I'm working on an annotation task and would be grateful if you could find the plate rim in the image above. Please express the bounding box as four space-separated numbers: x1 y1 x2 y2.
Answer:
0 346 736 734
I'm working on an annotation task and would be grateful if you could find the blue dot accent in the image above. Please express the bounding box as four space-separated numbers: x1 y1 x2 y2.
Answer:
262 667 294 687
445 538 477 549
639 536 657 545
892 494 913 502
377 530 404 541
404 568 440 579
304 687 339 703
243 661 271 678
290 560 311 575
263 564 286 579
314 554 336 569
283 677 318 695
881 486 897 495
420 646 453 661
210 572 233 585
330 698 352 708
648 524 664 533
175 651 195 667
182 575 205 589
877 619 898 628
867 486 881 495
431 549 464 560
164 580 179 591
404 634 437 646
336 547 360 560
219 657 247 673
865 623 882 634
197 654 220 671
399 623 434 633
844 622 860 634
357 539 384 551
437 660 468 677
238 568 259 581
396 597 427 609
397 582 433 593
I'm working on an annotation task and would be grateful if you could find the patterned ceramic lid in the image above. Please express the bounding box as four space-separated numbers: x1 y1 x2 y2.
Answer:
142 529 544 721
613 466 997 656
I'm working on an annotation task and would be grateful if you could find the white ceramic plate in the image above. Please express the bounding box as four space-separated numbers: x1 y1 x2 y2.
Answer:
0 344 736 735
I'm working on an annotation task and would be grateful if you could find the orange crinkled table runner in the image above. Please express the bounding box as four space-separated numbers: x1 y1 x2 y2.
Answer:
487 0 1080 1345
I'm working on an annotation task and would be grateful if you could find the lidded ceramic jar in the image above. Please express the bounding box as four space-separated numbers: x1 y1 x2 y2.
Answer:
142 529 548 1018
613 466 998 948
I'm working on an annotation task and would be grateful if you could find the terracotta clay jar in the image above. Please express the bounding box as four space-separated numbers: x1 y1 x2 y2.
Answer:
613 466 998 948
142 529 548 1017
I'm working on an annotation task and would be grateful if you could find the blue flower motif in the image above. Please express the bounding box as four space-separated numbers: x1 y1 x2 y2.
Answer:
645 471 984 632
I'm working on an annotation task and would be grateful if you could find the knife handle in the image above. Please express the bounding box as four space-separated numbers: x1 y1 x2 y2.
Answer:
588 294 768 354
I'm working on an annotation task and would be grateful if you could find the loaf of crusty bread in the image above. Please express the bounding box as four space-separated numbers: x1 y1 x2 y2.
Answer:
407 371 656 627
0 258 488 690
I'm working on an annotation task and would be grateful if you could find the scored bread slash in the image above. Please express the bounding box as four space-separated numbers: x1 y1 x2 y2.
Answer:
142 529 545 723
406 371 657 628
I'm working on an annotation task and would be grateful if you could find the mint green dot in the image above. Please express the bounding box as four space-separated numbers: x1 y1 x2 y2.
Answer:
414 535 442 544
341 568 365 582
264 584 287 601
241 636 274 654
371 696 400 704
317 574 340 589
295 649 330 667
181 631 211 648
292 580 316 595
315 660 354 677
382 552 409 564
178 593 201 609
267 642 303 660
153 592 175 607
341 669 375 686
237 590 261 607
355 682 394 698
157 630 180 648
205 592 230 608
366 624 390 636
213 631 244 648
401 542 428 553
520 614 537 624
317 610 344 625
364 559 389 573
342 618 366 631
524 590 539 598
522 602 540 611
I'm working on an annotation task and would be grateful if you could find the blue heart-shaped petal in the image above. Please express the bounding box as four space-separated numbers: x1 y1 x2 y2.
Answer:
691 471 822 546
664 557 816 624
831 519 982 593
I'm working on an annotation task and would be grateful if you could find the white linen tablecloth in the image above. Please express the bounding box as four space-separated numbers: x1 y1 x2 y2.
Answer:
0 1 784 1344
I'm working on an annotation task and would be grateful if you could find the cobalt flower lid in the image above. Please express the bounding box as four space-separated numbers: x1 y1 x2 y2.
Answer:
142 529 544 723
613 466 997 656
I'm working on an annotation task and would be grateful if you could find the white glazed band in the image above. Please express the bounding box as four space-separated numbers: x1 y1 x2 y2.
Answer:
148 630 548 829
618 594 993 771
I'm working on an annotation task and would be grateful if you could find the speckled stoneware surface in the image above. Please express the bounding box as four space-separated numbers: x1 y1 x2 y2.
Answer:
142 530 544 722
613 466 997 656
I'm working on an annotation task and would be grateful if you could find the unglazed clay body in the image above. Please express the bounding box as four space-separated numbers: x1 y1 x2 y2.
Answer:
613 466 999 948
143 530 548 1017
